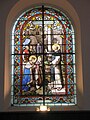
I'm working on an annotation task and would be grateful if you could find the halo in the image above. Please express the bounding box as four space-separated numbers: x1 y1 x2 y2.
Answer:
29 55 37 63
52 43 60 51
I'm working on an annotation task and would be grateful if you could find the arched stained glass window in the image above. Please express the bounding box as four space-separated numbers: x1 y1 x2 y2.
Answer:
11 5 76 106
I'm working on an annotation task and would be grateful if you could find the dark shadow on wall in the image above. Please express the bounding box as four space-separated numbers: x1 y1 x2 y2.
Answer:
1 112 90 120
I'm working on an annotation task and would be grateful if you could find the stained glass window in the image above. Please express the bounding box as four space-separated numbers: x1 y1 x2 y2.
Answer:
11 5 76 106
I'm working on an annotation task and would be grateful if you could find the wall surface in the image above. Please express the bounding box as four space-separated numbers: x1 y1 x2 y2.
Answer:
0 0 18 111
0 0 90 111
68 0 90 110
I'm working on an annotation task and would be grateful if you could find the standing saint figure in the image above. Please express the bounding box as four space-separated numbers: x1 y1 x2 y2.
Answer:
48 43 64 91
35 56 43 89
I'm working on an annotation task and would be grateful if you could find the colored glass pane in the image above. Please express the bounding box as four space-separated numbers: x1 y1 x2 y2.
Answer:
11 6 76 106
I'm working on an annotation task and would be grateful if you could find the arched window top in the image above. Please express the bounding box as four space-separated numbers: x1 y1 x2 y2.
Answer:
10 5 77 109
13 6 74 36
12 6 75 56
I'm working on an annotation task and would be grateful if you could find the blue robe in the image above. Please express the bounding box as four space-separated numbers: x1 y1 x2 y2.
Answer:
22 67 31 91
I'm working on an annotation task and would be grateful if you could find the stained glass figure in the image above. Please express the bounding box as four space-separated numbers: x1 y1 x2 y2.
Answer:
11 6 76 106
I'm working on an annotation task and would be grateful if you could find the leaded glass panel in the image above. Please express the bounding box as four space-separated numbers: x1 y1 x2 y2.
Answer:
11 6 76 106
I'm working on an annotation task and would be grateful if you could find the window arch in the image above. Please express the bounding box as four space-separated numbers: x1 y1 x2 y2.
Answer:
11 5 76 107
